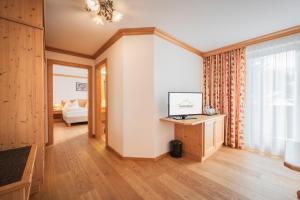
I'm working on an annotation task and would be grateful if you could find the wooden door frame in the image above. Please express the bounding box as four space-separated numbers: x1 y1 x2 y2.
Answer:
47 59 93 145
95 59 108 145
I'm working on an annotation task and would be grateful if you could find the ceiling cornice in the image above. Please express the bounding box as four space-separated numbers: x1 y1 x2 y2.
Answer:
203 25 300 57
46 27 203 59
92 27 156 58
45 46 94 59
154 28 203 57
46 25 300 60
92 27 204 58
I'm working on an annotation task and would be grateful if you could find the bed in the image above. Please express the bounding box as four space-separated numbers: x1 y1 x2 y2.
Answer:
61 99 88 126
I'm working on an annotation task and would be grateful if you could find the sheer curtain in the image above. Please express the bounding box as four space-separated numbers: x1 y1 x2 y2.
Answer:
245 34 300 156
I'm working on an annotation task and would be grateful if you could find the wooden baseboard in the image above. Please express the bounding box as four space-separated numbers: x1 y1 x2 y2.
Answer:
106 145 123 159
154 152 169 161
106 145 169 161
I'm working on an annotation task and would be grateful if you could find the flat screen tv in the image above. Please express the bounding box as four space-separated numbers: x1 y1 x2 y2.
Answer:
168 92 203 119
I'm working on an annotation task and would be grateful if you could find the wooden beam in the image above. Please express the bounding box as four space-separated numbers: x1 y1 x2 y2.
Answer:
92 27 156 58
203 25 300 57
45 46 94 59
53 73 88 79
92 27 203 59
154 28 203 57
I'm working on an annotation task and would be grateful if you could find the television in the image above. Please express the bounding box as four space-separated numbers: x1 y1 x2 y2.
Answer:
168 92 203 119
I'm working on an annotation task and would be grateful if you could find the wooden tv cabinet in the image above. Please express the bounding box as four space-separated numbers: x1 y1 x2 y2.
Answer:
160 114 226 162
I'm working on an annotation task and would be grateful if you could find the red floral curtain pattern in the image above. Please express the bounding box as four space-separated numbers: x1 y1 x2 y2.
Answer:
203 48 246 148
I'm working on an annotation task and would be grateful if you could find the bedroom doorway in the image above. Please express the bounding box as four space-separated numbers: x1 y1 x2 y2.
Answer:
95 59 108 144
47 59 93 145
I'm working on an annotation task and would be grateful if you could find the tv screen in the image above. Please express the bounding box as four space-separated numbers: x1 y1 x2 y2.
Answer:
168 92 203 117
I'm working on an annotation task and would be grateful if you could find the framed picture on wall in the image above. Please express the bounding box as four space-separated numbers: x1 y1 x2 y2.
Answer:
76 82 88 91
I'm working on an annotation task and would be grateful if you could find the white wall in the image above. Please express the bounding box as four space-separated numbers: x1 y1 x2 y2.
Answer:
153 36 203 156
53 65 88 105
122 35 156 157
96 39 124 155
95 35 203 158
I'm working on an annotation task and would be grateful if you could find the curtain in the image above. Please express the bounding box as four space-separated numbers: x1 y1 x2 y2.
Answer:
245 34 300 156
203 48 246 148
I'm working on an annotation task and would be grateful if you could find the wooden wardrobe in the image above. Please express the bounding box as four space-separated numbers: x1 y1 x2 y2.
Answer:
0 0 45 194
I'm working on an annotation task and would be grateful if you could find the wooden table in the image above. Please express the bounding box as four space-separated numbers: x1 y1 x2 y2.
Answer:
160 114 226 162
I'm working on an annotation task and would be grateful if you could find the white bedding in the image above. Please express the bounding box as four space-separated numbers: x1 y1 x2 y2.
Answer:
63 107 88 124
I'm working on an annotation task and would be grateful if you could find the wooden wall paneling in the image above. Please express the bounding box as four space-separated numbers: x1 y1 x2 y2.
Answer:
0 18 44 192
0 0 43 29
0 17 9 149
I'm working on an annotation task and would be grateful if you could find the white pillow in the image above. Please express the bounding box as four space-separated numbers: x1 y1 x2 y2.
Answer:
63 99 79 110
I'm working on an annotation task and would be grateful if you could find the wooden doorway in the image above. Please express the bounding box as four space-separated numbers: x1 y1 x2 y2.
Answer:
47 59 93 145
95 59 108 145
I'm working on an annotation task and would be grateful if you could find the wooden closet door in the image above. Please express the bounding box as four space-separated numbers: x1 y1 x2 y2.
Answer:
204 120 215 157
214 118 224 148
0 18 44 189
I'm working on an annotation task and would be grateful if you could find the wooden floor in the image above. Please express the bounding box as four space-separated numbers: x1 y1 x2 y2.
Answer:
53 122 88 144
31 134 300 200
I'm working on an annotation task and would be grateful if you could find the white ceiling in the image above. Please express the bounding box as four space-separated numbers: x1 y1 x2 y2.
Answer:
45 0 300 55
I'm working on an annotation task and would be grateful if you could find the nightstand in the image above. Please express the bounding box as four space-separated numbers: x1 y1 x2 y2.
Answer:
53 109 63 122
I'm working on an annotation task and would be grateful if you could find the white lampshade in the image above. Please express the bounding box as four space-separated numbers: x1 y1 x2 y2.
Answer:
93 15 104 25
112 11 123 22
86 0 100 12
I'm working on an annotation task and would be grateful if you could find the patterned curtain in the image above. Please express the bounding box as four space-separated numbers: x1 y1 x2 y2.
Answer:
203 48 246 149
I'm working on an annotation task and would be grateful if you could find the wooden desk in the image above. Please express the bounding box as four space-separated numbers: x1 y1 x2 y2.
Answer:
160 114 226 162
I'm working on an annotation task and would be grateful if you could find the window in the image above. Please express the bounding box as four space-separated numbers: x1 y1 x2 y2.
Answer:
245 34 300 156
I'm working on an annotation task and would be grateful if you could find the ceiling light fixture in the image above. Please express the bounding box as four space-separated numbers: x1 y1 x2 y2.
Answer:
85 0 123 25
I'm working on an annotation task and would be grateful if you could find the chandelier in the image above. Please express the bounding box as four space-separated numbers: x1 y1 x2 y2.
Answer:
85 0 123 25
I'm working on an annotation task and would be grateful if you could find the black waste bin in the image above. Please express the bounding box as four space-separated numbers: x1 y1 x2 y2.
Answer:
169 140 183 158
